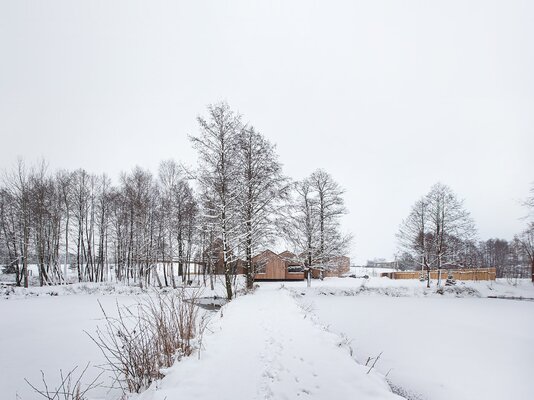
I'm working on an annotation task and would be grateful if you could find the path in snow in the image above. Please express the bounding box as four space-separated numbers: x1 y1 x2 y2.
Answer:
140 286 401 400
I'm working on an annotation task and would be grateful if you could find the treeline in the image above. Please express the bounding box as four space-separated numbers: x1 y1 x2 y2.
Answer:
397 237 532 279
0 102 350 298
397 183 534 283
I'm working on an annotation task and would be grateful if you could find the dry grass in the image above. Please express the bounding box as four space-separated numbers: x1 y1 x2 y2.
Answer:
88 289 202 393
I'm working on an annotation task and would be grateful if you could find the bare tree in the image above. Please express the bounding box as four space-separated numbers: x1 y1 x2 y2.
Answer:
519 184 534 281
308 169 350 264
120 167 158 288
397 183 476 286
56 170 74 282
282 170 350 285
95 174 112 282
190 102 244 300
3 160 33 287
174 177 198 284
0 186 23 284
523 182 534 218
514 225 534 282
426 183 476 285
236 127 288 289
397 197 432 287
282 178 319 270
158 160 182 288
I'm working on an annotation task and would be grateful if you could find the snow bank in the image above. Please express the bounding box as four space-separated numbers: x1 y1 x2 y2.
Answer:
0 274 242 301
1 281 147 299
272 276 534 299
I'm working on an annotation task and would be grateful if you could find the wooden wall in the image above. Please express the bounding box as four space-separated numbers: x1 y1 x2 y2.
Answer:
381 268 496 281
253 250 288 280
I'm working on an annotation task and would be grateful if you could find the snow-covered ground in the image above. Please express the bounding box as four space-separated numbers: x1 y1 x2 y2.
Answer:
0 294 138 400
0 279 232 400
282 277 534 400
284 275 534 298
138 284 400 400
1 276 532 400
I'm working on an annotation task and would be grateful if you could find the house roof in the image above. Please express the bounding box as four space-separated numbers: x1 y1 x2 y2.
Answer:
252 249 281 264
278 251 300 263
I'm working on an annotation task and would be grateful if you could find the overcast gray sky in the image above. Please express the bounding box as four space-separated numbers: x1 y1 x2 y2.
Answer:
1 0 532 264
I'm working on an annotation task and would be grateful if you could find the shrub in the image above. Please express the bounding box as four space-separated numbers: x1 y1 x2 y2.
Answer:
88 289 202 393
25 364 102 400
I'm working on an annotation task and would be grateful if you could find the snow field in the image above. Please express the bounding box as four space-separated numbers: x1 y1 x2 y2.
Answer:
0 295 140 400
302 289 534 400
1 277 532 400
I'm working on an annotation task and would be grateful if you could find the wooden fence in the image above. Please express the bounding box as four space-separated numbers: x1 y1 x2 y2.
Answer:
381 268 496 281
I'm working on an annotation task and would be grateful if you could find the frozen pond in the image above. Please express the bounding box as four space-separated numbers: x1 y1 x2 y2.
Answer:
308 295 534 400
0 294 140 400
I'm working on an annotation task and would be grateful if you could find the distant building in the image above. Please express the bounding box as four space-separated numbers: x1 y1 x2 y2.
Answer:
366 259 398 269
207 240 350 280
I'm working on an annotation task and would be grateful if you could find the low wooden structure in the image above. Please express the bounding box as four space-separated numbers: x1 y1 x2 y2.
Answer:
309 256 351 279
381 268 496 281
324 256 350 277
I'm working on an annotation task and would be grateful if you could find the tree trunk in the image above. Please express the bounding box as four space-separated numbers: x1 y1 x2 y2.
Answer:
245 232 253 290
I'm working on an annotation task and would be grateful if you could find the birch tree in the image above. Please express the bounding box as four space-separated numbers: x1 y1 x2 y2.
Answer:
120 167 157 288
0 187 23 285
282 178 319 269
158 160 181 287
426 183 476 285
190 102 243 300
398 183 476 286
236 127 288 289
282 170 350 281
3 160 32 287
173 174 198 284
515 224 534 282
308 169 350 265
518 183 534 281
397 197 432 287
56 170 73 281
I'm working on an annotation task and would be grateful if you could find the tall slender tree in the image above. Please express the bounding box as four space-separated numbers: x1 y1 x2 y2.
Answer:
397 197 432 287
236 127 288 289
308 169 349 265
190 102 244 300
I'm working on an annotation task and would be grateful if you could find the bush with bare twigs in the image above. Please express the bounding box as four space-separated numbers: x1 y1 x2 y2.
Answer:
87 289 204 394
24 364 102 400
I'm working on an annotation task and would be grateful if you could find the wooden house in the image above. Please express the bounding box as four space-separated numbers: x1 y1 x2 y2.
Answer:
207 240 349 281
253 250 305 281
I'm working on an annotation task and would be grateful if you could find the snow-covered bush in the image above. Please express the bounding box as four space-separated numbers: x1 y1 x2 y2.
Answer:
24 364 101 400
